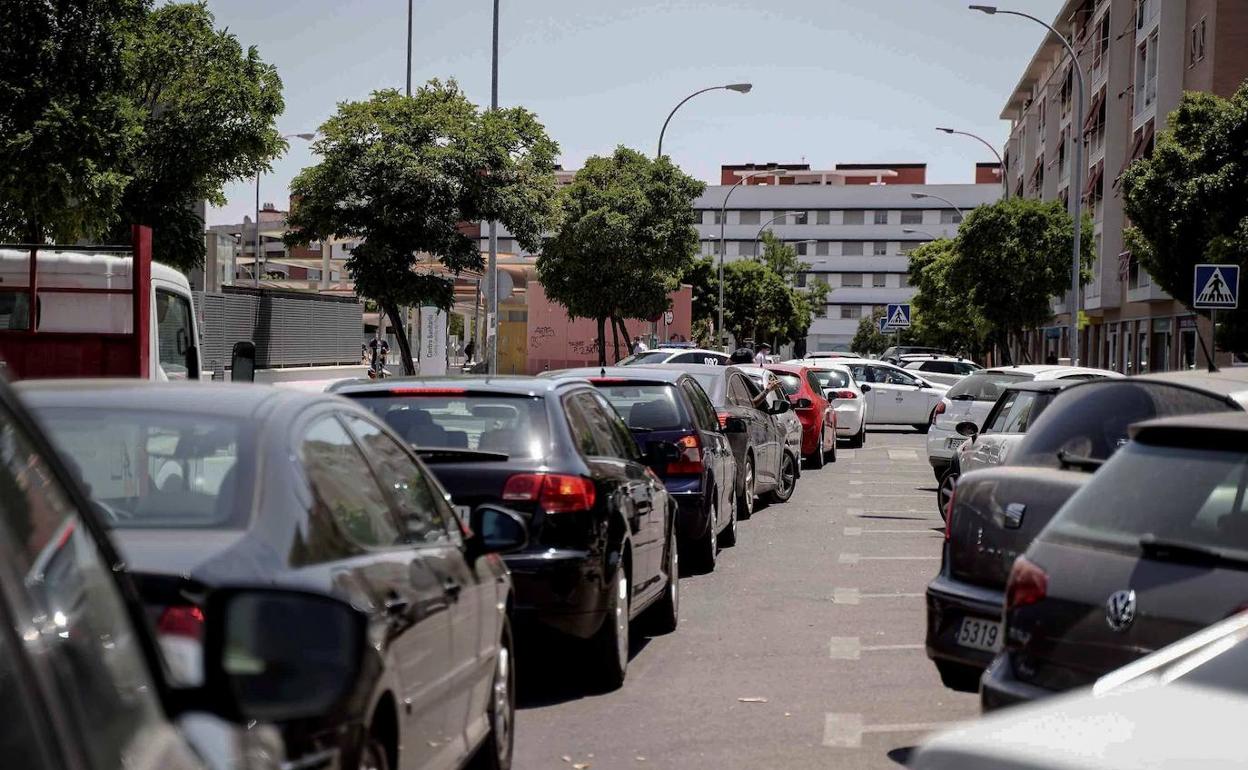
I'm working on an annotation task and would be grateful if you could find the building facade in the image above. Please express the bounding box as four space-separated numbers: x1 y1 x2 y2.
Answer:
1000 0 1248 372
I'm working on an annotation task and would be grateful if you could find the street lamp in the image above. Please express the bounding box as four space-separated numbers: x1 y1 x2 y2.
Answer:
754 211 804 259
486 0 502 374
719 167 784 346
970 3 1085 364
657 83 752 158
910 191 965 220
936 127 1009 200
254 132 315 288
902 227 940 240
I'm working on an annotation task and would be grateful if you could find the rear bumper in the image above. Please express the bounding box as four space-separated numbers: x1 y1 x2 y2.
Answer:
671 491 712 540
925 573 1004 676
833 404 862 435
926 425 958 462
504 548 608 641
980 653 1052 712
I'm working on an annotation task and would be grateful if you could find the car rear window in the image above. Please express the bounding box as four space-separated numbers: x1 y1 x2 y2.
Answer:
619 351 671 365
593 383 689 431
689 372 725 404
32 408 252 529
945 371 1034 401
348 392 549 459
1012 381 1237 467
811 369 851 389
1045 442 1248 558
773 373 802 395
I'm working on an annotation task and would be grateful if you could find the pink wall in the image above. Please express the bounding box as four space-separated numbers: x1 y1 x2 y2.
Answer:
526 282 693 374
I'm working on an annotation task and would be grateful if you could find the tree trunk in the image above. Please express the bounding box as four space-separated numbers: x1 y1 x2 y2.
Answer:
616 317 631 349
595 315 607 366
610 314 621 362
999 329 1014 366
383 301 417 375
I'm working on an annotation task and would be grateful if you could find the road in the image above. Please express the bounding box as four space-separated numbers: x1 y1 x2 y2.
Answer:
513 428 978 770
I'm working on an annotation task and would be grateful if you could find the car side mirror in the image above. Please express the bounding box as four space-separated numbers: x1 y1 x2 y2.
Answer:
769 399 791 415
644 440 682 468
198 588 366 723
859 383 873 393
956 421 980 439
792 397 813 410
722 416 747 433
466 505 529 560
230 341 256 383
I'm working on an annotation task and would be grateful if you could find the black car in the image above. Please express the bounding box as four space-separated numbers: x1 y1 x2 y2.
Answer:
22 381 527 770
549 367 738 573
983 412 1248 711
925 371 1247 694
646 363 797 517
332 375 680 690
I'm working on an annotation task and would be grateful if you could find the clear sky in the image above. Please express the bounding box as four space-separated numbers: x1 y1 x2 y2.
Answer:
205 0 1064 226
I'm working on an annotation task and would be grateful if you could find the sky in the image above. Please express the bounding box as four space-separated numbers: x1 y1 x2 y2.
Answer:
205 0 1065 226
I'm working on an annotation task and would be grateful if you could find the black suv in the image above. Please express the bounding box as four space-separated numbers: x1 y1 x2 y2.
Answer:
551 367 738 573
333 375 679 689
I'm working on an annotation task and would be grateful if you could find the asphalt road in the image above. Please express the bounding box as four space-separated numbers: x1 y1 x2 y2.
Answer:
513 428 978 770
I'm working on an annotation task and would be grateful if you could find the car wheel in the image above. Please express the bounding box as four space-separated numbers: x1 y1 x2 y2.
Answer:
915 422 932 434
807 428 826 469
736 456 756 520
644 521 680 634
847 424 865 449
718 490 738 548
358 735 390 770
825 428 837 463
767 451 798 504
589 568 629 691
936 660 982 693
937 469 959 519
468 618 515 770
691 499 718 573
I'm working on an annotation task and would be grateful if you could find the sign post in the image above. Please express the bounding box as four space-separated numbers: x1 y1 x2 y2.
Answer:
1193 264 1240 369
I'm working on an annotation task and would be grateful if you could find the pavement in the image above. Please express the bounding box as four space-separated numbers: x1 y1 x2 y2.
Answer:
514 427 978 770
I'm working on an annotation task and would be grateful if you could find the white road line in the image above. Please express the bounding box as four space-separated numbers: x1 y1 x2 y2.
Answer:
832 588 925 604
843 527 939 536
887 449 919 460
847 508 935 516
838 553 939 564
828 636 925 659
849 479 930 486
849 493 934 499
823 714 952 748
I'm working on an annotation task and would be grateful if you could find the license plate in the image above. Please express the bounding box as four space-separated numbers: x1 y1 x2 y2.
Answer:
945 436 967 450
956 617 1002 652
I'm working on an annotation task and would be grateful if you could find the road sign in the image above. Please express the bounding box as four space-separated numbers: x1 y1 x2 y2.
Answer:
1194 264 1239 309
883 303 911 330
663 310 674 324
877 317 889 333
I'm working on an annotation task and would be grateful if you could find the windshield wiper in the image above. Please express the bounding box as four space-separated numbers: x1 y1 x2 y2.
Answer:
1056 449 1105 471
415 448 510 462
1138 535 1248 570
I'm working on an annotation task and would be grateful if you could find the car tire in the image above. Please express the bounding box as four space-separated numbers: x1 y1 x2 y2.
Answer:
736 456 756 521
915 422 932 434
589 568 630 691
357 734 390 770
847 424 865 449
766 451 798 504
644 521 680 634
807 428 826 469
691 499 719 573
937 467 959 519
718 491 738 548
936 660 982 693
468 618 516 770
825 430 837 463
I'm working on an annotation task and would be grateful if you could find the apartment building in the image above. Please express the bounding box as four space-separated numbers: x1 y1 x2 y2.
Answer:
1001 0 1248 371
693 163 1000 351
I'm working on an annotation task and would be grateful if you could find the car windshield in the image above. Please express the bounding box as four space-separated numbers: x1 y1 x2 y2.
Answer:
945 371 1033 401
1045 442 1248 560
811 369 851 389
773 373 802 395
619 351 672 366
348 392 549 459
594 383 689 431
1012 382 1237 467
32 408 251 529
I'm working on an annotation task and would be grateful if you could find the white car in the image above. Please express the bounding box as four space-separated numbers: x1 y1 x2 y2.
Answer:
736 366 804 462
819 357 949 430
925 364 1122 481
619 346 730 366
809 364 868 448
899 355 983 387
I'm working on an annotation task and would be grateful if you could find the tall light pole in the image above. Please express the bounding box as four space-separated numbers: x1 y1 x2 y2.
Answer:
903 227 940 240
719 167 782 347
657 83 752 158
486 0 501 374
971 4 1085 365
254 132 315 288
936 127 1009 199
910 191 965 220
754 211 803 259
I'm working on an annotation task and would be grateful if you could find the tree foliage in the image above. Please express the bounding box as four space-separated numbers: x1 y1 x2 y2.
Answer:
539 147 704 365
288 82 560 373
907 239 991 358
1122 85 1248 352
850 307 917 356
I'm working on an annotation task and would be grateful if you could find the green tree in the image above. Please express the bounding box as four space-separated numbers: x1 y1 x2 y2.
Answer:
908 239 991 358
287 82 560 373
1122 85 1248 353
539 147 704 365
952 198 1093 363
850 307 917 356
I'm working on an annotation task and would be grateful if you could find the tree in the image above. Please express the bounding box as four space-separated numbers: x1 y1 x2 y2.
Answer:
1122 85 1248 353
287 82 560 373
539 147 704 365
850 308 917 356
908 239 991 358
951 198 1093 362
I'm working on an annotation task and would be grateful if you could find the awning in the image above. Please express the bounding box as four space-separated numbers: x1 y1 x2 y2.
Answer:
1128 120 1156 163
1082 87 1106 134
1030 155 1044 184
1083 160 1105 200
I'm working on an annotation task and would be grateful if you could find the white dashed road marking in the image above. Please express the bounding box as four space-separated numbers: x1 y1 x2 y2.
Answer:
823 713 952 748
850 493 934 499
832 588 925 605
828 636 926 659
886 449 919 460
838 553 940 564
843 527 940 536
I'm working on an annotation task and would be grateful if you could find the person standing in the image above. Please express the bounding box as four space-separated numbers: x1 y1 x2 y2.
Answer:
753 343 771 365
632 336 649 355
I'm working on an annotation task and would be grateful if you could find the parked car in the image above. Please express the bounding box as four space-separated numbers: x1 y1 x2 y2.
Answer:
982 411 1248 710
646 363 798 515
331 375 679 690
0 377 377 770
22 381 528 770
899 355 983 387
546 367 737 572
735 366 805 470
935 380 1078 514
762 363 837 467
925 370 1248 694
926 365 1121 481
828 357 948 432
618 347 730 367
880 345 948 365
914 609 1248 769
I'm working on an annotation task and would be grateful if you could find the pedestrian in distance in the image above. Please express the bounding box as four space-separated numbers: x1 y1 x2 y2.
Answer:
729 347 755 364
464 338 476 365
632 336 649 355
754 343 772 365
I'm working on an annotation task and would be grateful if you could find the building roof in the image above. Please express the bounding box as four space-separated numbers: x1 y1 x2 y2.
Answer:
695 183 1001 209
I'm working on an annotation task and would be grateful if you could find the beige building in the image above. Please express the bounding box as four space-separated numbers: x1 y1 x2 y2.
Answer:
1001 0 1248 371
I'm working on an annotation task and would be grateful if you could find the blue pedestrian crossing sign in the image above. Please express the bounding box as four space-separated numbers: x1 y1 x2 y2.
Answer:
877 317 889 333
883 303 912 330
1194 264 1239 309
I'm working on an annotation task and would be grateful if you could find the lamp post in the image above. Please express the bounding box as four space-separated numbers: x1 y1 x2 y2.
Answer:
719 167 783 348
970 3 1085 365
936 127 1009 199
753 211 803 259
902 227 940 240
657 83 752 158
254 132 315 288
486 0 501 374
910 191 965 220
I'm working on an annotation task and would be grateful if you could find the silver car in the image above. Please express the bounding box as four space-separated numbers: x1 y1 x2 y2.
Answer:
899 355 982 387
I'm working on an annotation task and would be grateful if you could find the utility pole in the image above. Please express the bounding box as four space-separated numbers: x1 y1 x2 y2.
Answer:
486 0 500 374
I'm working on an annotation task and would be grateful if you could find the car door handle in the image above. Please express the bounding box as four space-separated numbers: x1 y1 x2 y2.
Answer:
442 578 462 601
383 594 411 616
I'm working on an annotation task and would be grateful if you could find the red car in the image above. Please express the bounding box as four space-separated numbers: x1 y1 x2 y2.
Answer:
764 364 837 468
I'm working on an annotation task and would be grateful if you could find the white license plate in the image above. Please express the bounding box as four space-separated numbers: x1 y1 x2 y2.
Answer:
956 617 1002 652
945 436 967 450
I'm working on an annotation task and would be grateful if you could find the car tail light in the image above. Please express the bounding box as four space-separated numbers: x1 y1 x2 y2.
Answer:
716 410 731 428
1005 556 1048 611
389 387 466 395
502 473 596 513
832 390 857 400
666 433 704 475
931 401 946 423
158 605 205 640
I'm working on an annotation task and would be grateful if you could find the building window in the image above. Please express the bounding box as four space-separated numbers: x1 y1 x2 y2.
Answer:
702 240 720 256
816 210 831 225
873 241 888 256
873 210 889 225
1093 13 1111 73
714 210 724 225
899 273 911 288
940 210 963 224
1135 31 1159 115
1191 18 1207 66
842 241 864 256
840 305 862 320
815 241 830 256
738 240 757 257
900 242 921 255
1136 0 1157 30
900 210 923 225
843 210 864 226
793 211 809 225
841 273 863 288
796 272 808 288
795 242 808 256
872 273 887 288
738 210 760 225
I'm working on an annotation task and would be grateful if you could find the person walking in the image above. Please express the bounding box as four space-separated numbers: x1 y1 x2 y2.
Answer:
753 343 772 365
464 338 476 365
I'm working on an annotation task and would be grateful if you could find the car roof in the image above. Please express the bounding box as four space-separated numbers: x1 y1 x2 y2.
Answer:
546 366 687 384
330 374 590 397
1003 379 1082 394
1133 368 1248 403
899 354 972 362
642 362 741 375
1130 411 1248 452
982 364 1121 379
15 380 318 419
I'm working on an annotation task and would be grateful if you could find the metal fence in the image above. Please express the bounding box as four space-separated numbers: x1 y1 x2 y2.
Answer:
195 287 363 372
